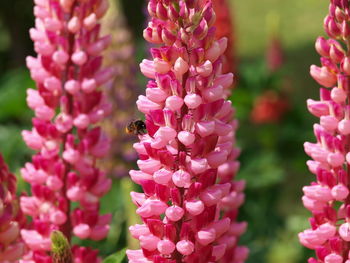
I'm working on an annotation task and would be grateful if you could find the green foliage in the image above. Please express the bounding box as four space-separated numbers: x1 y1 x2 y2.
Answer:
0 68 33 172
234 0 325 57
239 151 285 189
266 215 310 263
102 248 126 263
232 56 316 263
0 68 32 122
0 125 31 171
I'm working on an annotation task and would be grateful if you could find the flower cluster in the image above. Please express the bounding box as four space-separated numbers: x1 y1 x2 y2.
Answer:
126 0 247 262
100 0 140 178
0 155 25 262
20 0 113 261
299 1 350 262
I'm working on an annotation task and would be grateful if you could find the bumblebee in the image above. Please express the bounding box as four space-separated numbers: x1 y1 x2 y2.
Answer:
126 120 147 135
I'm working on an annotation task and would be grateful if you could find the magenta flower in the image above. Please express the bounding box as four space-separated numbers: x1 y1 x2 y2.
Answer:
127 0 247 262
20 0 113 261
0 155 25 262
300 1 350 262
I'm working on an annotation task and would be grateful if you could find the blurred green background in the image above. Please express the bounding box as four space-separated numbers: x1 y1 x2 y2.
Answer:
0 0 328 262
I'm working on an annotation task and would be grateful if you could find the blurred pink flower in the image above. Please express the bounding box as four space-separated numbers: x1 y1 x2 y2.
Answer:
99 0 141 178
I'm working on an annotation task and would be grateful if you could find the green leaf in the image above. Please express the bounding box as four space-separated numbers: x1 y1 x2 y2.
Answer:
102 248 126 263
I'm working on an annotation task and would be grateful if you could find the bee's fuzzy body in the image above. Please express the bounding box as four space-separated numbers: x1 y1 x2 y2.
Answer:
126 120 147 135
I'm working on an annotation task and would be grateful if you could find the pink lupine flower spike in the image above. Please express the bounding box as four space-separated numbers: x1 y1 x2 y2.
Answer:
300 1 350 262
127 0 248 262
21 0 113 261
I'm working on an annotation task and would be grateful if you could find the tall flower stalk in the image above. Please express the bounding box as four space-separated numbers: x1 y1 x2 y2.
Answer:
299 1 350 262
127 0 247 262
21 0 113 261
0 155 25 262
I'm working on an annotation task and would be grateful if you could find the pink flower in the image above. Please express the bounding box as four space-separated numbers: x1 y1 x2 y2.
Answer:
0 155 25 262
300 1 350 262
310 65 337 87
127 0 247 262
21 0 113 261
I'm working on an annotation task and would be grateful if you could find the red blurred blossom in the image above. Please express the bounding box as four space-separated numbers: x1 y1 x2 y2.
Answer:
251 90 289 124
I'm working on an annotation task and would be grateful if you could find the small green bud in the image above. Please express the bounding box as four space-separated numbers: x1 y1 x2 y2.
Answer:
51 231 73 263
